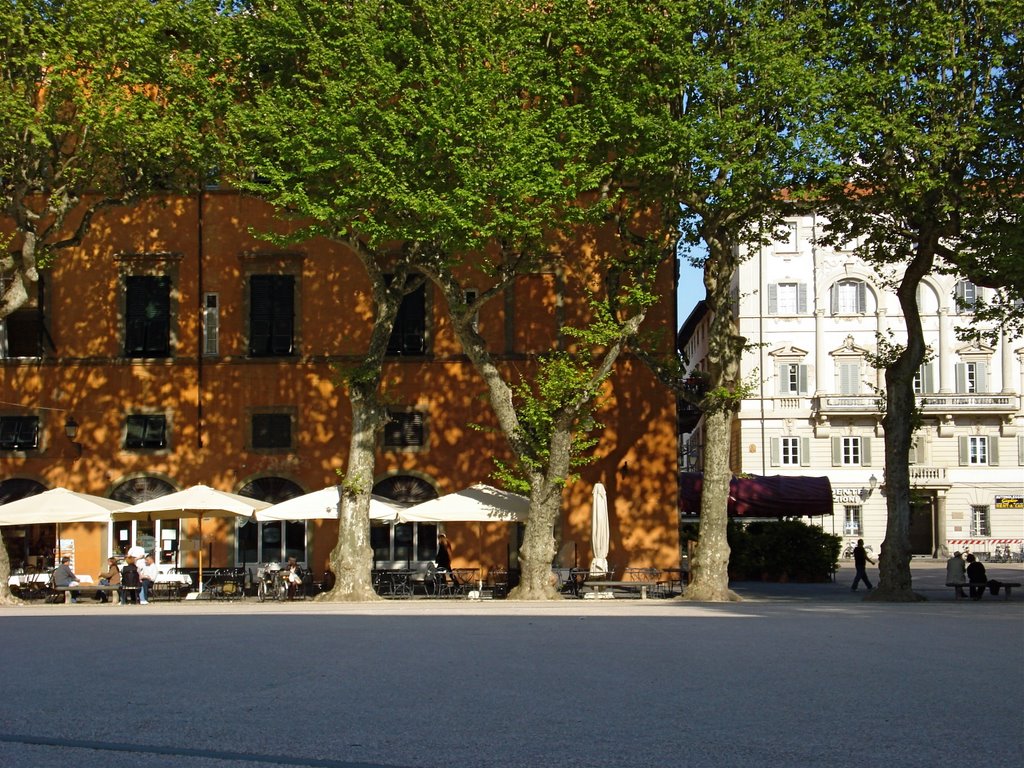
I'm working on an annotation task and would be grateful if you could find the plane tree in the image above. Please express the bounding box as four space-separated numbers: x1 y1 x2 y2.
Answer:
812 0 1022 600
579 0 830 600
228 0 616 599
0 0 230 605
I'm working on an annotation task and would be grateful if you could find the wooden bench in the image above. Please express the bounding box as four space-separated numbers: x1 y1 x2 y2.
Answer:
948 582 1021 600
581 580 659 600
53 585 120 604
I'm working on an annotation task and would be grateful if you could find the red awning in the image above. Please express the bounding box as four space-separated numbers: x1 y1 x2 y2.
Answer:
679 473 833 517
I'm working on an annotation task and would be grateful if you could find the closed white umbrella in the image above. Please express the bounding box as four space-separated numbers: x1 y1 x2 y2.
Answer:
590 482 609 575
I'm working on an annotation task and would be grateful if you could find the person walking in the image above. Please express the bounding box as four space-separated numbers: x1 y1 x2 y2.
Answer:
851 539 875 591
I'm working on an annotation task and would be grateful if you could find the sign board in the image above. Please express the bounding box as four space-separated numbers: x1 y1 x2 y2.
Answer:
995 496 1023 509
57 538 75 571
832 488 863 504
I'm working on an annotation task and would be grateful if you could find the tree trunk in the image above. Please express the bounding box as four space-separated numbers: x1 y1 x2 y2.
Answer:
320 382 384 602
685 407 741 601
866 244 933 602
512 472 564 600
0 539 22 605
683 233 743 601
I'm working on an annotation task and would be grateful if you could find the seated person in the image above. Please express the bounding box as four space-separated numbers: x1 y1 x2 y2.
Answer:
97 556 121 603
285 557 304 599
965 553 988 600
120 556 142 604
137 554 157 604
52 556 81 602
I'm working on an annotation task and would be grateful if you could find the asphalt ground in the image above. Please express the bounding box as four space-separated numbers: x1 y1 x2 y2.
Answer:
1 560 1021 768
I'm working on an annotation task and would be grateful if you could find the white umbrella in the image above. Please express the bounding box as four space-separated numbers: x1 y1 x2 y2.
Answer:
0 487 125 569
112 485 270 590
258 487 404 522
590 482 609 575
0 487 125 525
398 484 529 523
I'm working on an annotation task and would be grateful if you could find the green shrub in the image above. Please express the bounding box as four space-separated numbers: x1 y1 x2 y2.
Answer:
682 520 841 583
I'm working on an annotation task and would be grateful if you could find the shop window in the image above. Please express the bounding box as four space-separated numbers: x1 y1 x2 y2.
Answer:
970 505 990 537
843 505 863 536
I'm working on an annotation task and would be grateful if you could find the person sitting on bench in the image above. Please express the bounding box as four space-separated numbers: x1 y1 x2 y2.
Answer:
965 553 988 600
53 557 81 603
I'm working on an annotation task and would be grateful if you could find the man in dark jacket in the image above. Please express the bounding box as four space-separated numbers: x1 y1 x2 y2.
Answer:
851 539 875 591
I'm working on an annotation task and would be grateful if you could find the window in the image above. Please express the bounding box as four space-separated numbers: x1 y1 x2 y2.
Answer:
778 363 808 395
252 413 292 450
767 283 807 315
125 275 170 357
843 505 862 536
771 436 809 467
387 279 427 355
838 361 862 395
777 221 798 251
384 410 425 450
832 436 872 466
959 435 998 466
831 279 867 315
203 293 219 356
955 280 977 312
249 275 295 356
0 415 39 451
0 274 49 358
955 362 988 394
912 364 935 394
372 521 438 564
124 415 167 450
970 505 990 537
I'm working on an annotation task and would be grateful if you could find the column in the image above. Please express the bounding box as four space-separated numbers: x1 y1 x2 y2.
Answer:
938 308 953 393
1000 327 1013 393
875 309 887 390
933 493 948 558
814 309 827 395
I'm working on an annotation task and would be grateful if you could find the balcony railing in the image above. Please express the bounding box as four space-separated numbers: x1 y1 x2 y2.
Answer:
909 466 948 483
816 395 882 414
816 393 1020 416
917 393 1019 413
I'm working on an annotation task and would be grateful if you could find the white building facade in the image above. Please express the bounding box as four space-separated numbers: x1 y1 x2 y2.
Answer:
681 213 1024 559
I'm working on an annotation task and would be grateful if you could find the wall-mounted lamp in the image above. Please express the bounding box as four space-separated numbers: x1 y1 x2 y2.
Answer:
64 416 82 457
869 474 878 491
618 461 629 477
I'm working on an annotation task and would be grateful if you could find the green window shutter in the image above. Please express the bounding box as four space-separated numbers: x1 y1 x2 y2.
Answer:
831 437 842 466
770 438 780 467
798 365 808 395
988 436 999 466
861 437 872 466
800 437 810 467
767 283 778 314
797 284 808 314
958 435 969 465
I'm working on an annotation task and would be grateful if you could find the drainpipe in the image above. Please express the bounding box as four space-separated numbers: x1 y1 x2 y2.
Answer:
197 188 205 449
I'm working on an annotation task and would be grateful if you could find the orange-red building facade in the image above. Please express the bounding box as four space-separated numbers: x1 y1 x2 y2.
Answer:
0 192 680 585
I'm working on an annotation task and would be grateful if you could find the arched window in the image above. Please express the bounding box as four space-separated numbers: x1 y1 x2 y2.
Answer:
237 477 305 565
830 279 868 315
371 475 439 565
